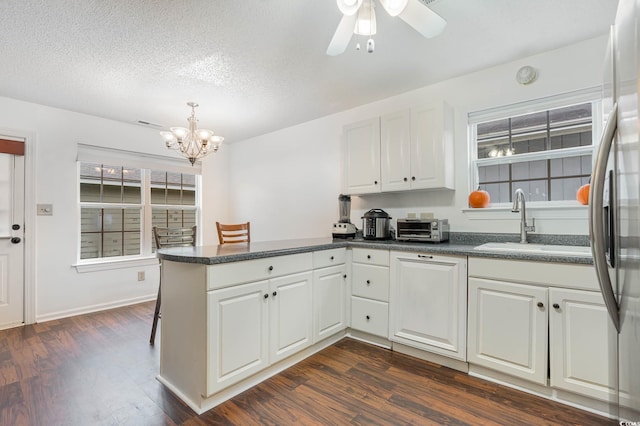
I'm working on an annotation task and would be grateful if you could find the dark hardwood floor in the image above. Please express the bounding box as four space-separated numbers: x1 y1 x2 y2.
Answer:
0 301 616 425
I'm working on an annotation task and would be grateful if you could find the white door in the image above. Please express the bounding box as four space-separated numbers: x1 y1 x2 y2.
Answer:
389 252 466 360
380 110 411 192
207 280 269 395
549 287 617 401
467 277 548 385
343 118 381 194
312 264 347 342
0 142 25 330
269 271 313 363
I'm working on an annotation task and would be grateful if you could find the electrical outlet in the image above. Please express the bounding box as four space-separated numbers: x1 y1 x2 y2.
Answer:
137 271 145 281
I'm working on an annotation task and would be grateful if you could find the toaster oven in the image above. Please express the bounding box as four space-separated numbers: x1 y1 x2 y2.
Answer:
396 219 449 242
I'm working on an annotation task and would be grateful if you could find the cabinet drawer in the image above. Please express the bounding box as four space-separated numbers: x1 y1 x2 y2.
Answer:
312 248 346 269
207 253 313 290
351 263 389 302
468 257 599 291
351 296 389 338
352 248 389 266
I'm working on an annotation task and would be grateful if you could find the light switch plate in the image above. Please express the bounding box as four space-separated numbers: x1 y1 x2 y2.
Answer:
37 204 53 216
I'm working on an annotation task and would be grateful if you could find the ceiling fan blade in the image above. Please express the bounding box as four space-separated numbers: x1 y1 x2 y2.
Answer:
398 0 446 38
326 14 357 56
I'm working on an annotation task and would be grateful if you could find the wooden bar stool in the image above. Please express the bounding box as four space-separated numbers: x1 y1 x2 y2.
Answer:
216 221 250 244
150 225 196 345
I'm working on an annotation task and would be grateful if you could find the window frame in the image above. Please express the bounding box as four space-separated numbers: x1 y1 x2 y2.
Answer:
74 145 202 271
467 87 603 211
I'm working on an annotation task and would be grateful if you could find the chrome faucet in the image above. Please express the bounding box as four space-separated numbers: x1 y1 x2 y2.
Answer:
512 188 535 243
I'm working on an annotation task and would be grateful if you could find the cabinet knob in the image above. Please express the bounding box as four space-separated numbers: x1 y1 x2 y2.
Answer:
403 177 408 182
272 291 277 297
367 255 371 259
268 266 274 271
264 293 269 299
343 274 347 279
553 303 560 309
330 256 334 260
366 280 371 286
411 176 416 181
374 180 378 185
366 315 370 321
537 302 544 308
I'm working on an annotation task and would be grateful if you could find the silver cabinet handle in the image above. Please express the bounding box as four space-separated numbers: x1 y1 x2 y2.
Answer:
589 102 620 333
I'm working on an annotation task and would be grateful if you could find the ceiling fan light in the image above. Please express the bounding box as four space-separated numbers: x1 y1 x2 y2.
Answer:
337 0 363 16
380 0 408 16
354 0 376 35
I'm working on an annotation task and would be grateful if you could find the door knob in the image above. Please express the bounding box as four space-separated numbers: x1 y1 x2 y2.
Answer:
11 237 21 244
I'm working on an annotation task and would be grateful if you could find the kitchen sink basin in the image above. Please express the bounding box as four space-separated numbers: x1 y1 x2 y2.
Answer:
473 242 592 257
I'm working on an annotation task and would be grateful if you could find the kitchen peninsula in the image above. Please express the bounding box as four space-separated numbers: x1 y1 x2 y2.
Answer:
157 237 603 415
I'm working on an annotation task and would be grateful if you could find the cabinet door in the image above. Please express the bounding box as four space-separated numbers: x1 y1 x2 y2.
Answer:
389 252 467 360
270 271 313 363
549 288 617 401
381 110 412 192
410 102 454 190
207 280 269 395
313 265 347 342
467 278 548 385
343 118 381 194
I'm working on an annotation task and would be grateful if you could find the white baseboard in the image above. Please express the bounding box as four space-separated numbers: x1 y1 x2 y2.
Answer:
35 294 157 323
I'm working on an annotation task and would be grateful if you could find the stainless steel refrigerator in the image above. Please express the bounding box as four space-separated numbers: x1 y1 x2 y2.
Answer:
590 0 640 420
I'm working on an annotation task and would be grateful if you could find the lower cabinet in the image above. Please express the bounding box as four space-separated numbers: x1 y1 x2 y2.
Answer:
349 248 390 339
389 251 467 361
312 264 348 342
467 258 616 402
207 271 313 395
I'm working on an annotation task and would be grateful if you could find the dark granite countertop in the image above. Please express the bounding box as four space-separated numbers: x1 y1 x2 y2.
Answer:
157 234 594 266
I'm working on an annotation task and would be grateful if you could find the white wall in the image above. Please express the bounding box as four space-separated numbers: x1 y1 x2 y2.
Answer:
224 35 609 241
0 97 227 321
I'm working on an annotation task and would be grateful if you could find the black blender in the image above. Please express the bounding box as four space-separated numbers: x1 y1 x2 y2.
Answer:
332 194 357 238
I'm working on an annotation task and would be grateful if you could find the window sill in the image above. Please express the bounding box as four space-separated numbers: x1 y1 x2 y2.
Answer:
462 204 588 220
73 256 159 273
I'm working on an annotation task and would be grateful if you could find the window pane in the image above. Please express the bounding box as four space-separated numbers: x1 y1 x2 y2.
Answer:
80 208 141 259
182 189 196 206
512 160 547 181
479 164 509 183
550 176 590 201
513 180 548 202
167 189 182 204
79 163 141 204
549 103 592 127
550 154 592 177
482 182 510 204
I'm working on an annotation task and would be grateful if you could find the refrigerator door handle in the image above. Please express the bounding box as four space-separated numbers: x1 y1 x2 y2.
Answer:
589 102 620 333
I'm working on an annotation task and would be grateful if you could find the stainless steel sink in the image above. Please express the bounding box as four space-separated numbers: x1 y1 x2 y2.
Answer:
473 242 592 257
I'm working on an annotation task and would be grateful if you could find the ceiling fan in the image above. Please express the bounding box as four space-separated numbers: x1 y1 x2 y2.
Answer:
326 0 446 55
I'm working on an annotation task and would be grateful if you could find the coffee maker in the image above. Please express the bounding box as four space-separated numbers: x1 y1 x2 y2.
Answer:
332 194 357 238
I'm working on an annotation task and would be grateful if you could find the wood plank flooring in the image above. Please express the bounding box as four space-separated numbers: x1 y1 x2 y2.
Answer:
0 301 616 425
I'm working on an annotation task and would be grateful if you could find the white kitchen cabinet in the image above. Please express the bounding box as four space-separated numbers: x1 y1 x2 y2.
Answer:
549 287 616 400
312 264 347 342
208 270 313 394
207 280 269 395
389 251 467 361
467 258 615 402
380 109 412 191
350 248 390 339
343 117 381 195
380 102 455 192
269 271 314 363
467 277 548 385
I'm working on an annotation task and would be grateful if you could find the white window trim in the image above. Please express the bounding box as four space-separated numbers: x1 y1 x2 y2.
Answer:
75 145 201 271
466 87 603 218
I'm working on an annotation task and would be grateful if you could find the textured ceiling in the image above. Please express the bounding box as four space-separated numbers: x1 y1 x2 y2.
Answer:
0 0 618 143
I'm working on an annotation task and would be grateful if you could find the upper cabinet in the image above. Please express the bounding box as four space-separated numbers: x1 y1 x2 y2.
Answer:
343 117 381 195
344 101 454 195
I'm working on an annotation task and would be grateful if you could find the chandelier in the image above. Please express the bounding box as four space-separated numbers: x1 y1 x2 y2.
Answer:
160 102 223 165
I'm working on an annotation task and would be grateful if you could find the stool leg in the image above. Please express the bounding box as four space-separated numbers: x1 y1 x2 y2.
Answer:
150 284 161 345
